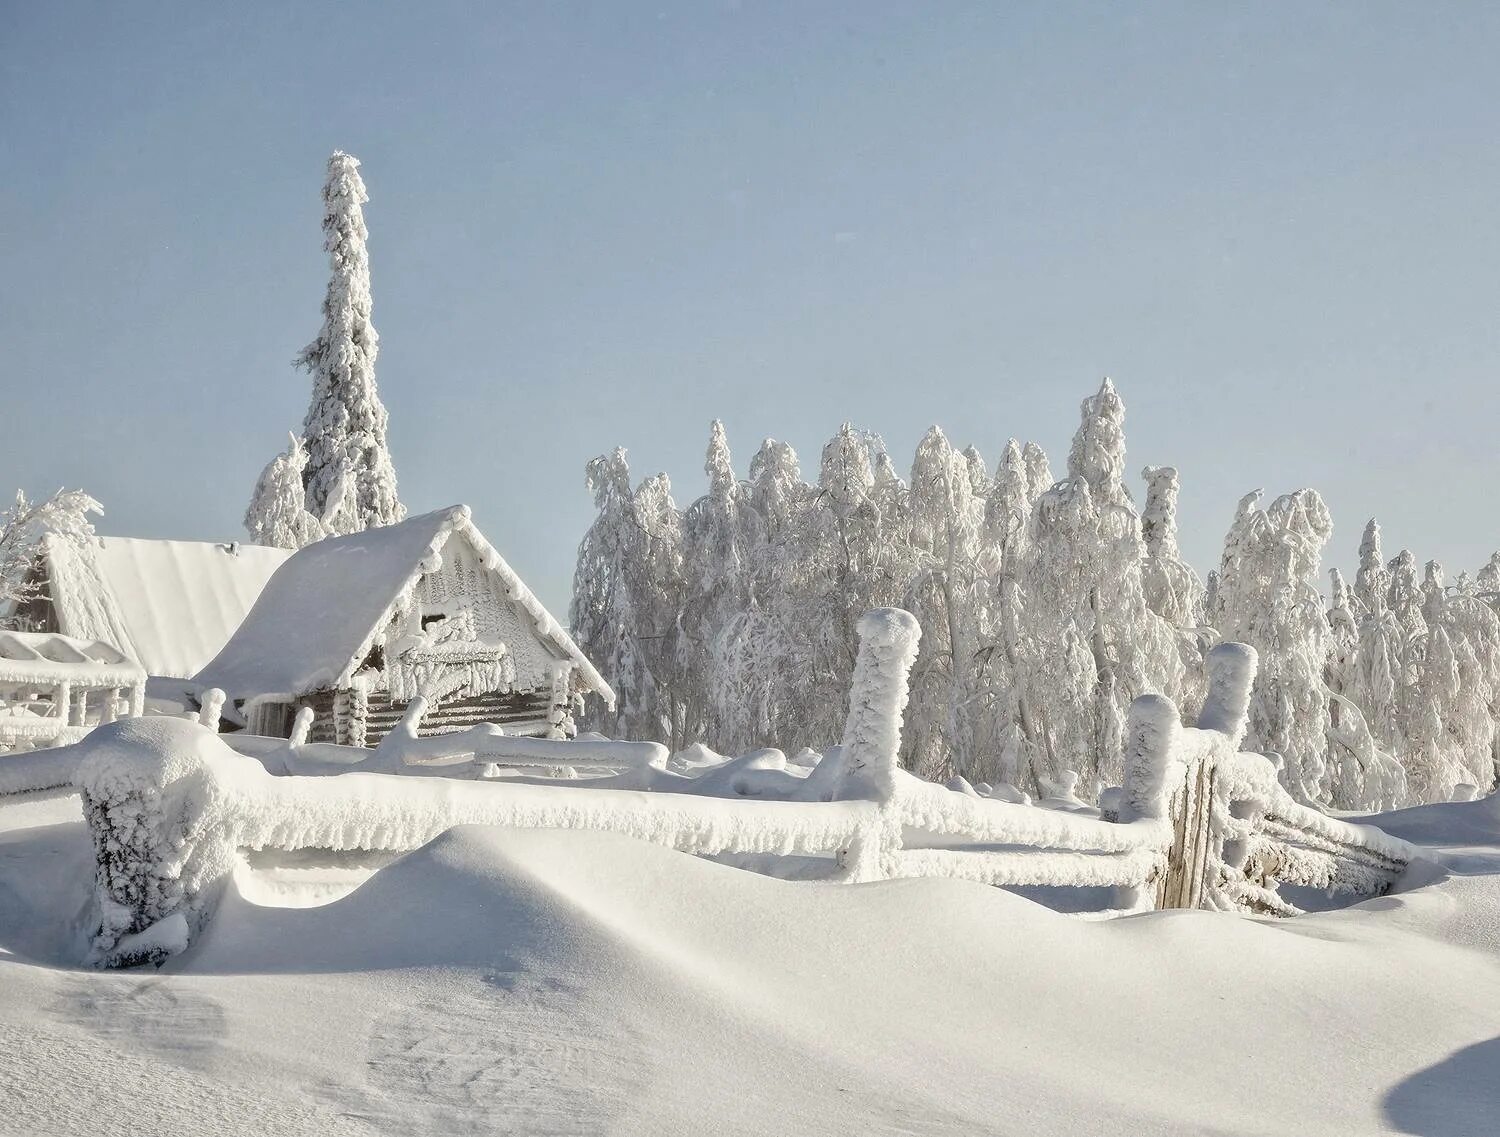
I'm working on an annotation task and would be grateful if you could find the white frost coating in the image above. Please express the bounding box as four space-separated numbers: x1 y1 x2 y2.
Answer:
74 718 238 967
197 688 225 732
836 608 921 803
1121 694 1182 822
898 776 1169 854
1197 642 1258 746
288 706 314 747
894 845 1165 890
0 741 89 795
393 729 671 773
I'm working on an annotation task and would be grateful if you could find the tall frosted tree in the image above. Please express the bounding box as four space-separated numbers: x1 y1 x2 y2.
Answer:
630 472 689 749
571 449 644 738
978 440 1037 790
1017 380 1181 793
297 151 403 534
904 426 987 780
680 421 747 746
1140 464 1207 713
712 439 809 752
1211 489 1334 803
1325 567 1406 809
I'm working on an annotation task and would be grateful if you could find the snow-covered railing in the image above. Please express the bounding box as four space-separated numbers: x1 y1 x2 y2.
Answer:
73 610 1416 968
1138 644 1416 915
74 717 877 967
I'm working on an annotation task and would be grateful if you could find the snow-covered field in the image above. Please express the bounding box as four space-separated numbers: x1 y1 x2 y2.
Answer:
2 788 1497 1136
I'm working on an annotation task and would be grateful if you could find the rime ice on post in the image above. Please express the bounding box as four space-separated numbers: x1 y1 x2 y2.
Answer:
1197 642 1258 748
76 718 237 968
198 688 226 733
836 608 921 803
289 705 314 747
1121 694 1181 822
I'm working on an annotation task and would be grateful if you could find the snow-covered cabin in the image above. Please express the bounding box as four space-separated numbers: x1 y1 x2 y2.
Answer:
195 505 614 746
11 536 292 681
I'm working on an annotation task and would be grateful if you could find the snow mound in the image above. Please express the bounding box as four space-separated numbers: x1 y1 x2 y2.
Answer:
4 797 1500 1132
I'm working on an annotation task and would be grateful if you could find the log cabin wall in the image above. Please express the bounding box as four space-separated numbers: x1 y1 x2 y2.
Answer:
280 687 553 746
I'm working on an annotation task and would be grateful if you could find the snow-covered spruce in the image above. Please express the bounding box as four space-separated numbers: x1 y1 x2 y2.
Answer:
295 151 403 536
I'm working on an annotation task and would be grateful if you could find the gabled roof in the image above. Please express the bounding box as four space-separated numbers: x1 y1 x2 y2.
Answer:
0 630 144 688
42 535 292 680
194 505 613 708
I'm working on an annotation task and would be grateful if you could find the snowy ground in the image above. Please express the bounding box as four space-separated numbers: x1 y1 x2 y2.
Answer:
2 791 1498 1135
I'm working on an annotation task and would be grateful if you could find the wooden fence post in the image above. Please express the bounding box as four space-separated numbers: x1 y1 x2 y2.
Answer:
835 608 921 881
1197 642 1258 747
198 688 226 733
1119 694 1182 909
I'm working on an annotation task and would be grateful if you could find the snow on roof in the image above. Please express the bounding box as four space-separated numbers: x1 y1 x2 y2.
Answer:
44 536 292 681
195 506 613 708
0 630 145 688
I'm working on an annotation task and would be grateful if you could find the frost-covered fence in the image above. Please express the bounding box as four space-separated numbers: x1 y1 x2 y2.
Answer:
75 716 878 967
1130 644 1415 914
73 610 1416 968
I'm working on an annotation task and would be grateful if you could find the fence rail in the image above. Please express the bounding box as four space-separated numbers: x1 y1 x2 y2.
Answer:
70 609 1417 968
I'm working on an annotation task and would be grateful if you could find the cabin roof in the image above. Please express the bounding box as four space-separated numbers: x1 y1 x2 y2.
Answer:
194 506 613 708
0 629 145 687
42 536 292 680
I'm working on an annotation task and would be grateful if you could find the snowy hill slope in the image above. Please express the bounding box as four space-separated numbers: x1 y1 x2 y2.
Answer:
2 793 1499 1135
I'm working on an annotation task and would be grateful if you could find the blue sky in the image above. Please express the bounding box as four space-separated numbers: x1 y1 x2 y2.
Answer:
3 2 1498 613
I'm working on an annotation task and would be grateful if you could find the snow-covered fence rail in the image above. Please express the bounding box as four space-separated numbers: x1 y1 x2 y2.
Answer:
74 716 877 967
1136 644 1415 914
73 609 1415 968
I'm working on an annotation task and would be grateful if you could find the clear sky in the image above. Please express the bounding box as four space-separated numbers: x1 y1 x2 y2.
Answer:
3 2 1497 615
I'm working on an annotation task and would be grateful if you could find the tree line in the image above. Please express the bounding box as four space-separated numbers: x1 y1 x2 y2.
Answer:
570 380 1500 809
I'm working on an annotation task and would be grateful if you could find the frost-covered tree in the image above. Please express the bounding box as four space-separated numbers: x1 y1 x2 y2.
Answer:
1211 489 1334 803
628 472 689 749
571 449 646 738
1353 518 1389 618
297 151 403 535
244 434 327 550
0 489 102 621
679 421 747 746
1475 551 1500 599
975 439 1037 789
1015 380 1181 793
1140 465 1207 713
903 426 988 780
1022 441 1053 501
961 444 989 499
1325 567 1407 809
711 439 810 752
